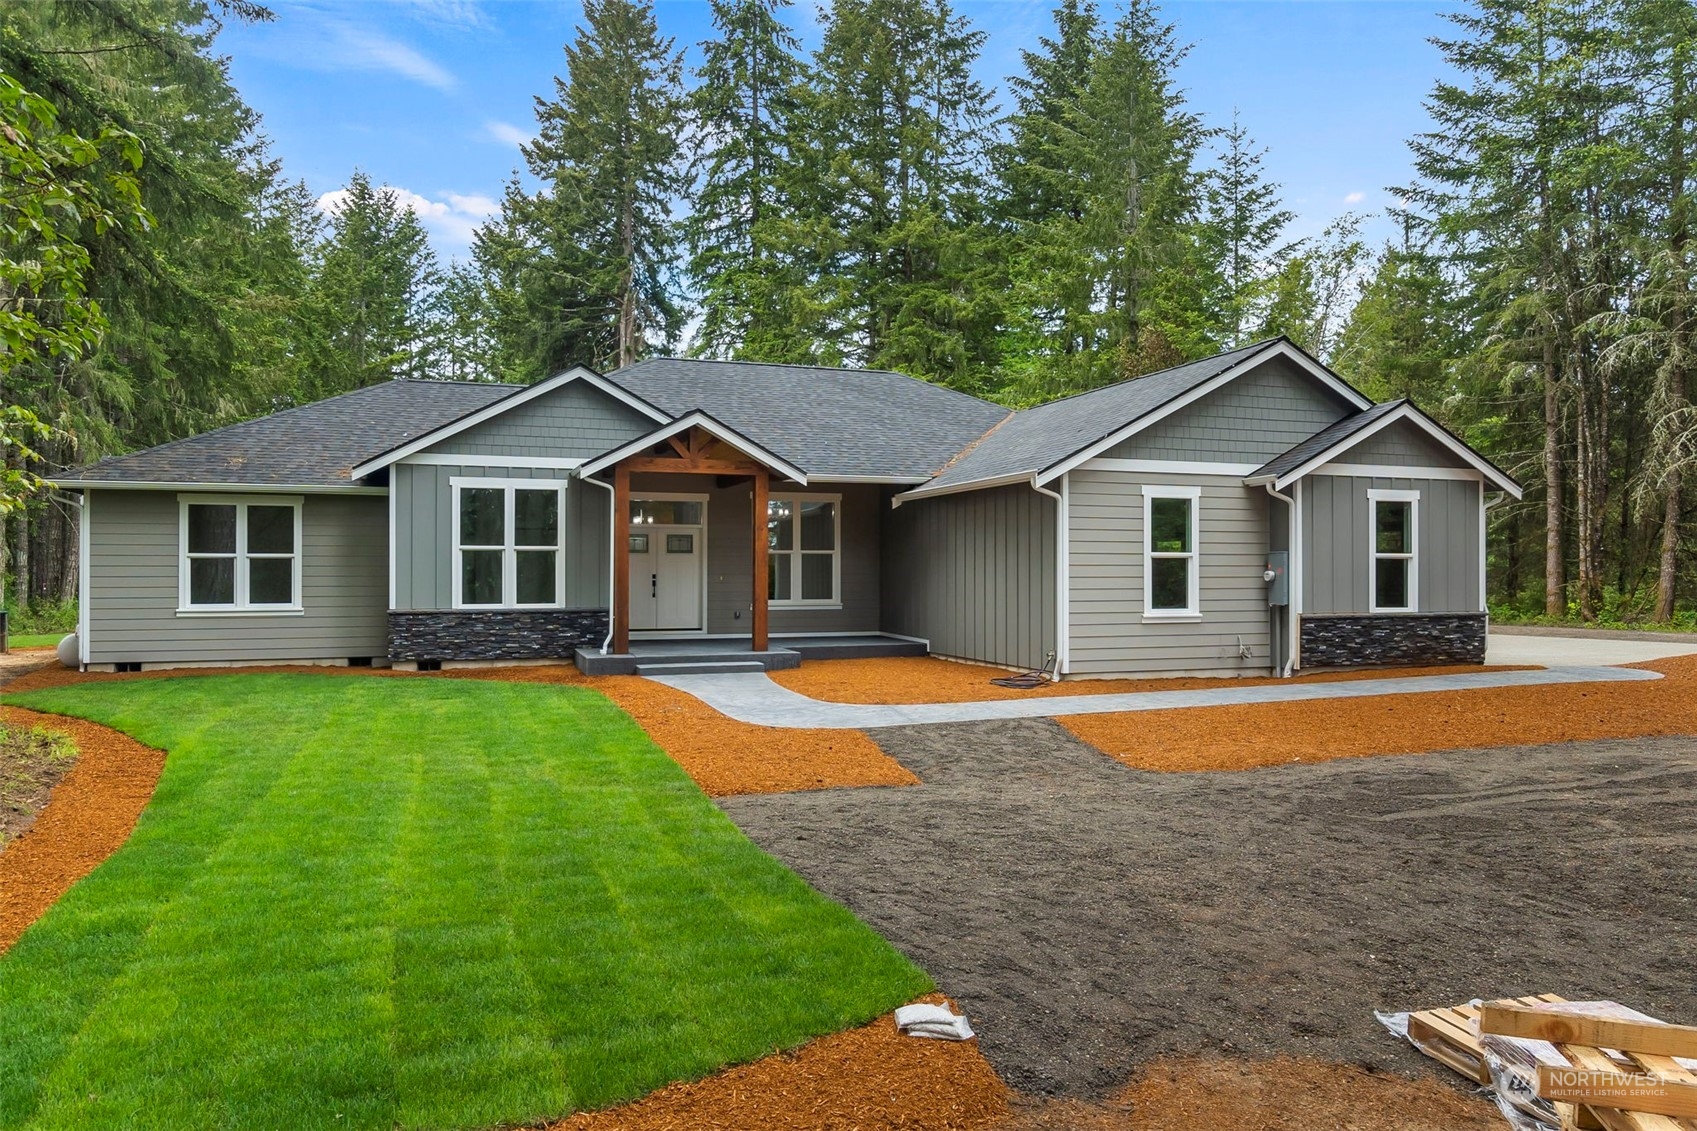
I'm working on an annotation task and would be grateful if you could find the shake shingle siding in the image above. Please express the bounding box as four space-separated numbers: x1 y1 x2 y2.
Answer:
1337 419 1472 469
84 490 388 664
1104 356 1353 464
431 381 654 460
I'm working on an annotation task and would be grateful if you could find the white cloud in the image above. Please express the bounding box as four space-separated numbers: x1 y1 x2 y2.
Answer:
484 119 532 148
392 0 489 29
317 184 498 248
1343 191 1367 205
332 23 457 91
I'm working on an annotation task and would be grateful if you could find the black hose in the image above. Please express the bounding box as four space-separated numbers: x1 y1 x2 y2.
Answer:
989 650 1057 690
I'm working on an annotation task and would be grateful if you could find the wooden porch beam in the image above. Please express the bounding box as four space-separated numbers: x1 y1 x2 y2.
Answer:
612 463 630 655
621 455 766 475
751 466 769 651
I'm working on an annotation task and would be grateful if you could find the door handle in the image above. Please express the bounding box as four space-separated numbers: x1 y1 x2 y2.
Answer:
651 573 657 597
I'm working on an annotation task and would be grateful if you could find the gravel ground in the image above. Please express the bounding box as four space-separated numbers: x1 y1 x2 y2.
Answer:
720 722 1697 1098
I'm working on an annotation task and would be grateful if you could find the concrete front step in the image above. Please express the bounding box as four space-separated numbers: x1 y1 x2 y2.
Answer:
634 661 769 677
575 645 804 676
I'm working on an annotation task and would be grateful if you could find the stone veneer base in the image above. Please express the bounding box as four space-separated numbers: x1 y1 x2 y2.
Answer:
388 609 609 662
1299 612 1488 668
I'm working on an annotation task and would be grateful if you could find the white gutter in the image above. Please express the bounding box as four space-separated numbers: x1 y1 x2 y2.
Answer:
53 480 388 495
891 470 1037 507
1263 483 1296 678
582 474 618 654
1031 477 1068 680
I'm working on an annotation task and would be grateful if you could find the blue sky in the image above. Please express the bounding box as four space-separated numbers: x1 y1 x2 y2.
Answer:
217 0 1461 260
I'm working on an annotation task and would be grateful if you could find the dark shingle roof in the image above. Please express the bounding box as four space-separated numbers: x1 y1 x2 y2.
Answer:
602 358 1009 480
918 340 1278 491
1247 398 1407 482
67 380 518 487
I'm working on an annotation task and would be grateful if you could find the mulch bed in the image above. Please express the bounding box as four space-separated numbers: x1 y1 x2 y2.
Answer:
1062 652 1697 772
1 718 77 847
551 995 1010 1131
0 706 167 955
770 655 1528 704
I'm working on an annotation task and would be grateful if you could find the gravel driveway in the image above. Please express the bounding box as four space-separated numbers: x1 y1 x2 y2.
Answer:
720 722 1697 1098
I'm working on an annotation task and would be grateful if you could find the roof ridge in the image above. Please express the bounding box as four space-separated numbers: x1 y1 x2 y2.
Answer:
623 356 1006 413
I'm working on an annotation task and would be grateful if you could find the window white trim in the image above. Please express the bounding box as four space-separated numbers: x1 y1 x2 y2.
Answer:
767 491 842 607
450 477 569 610
1367 488 1420 613
177 494 304 614
1141 484 1201 619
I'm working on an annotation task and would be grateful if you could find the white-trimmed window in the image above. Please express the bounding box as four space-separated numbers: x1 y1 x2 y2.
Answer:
767 493 840 605
1369 489 1419 612
178 495 303 613
1141 485 1200 618
452 478 567 608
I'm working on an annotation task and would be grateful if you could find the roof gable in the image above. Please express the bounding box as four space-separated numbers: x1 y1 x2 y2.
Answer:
424 377 658 463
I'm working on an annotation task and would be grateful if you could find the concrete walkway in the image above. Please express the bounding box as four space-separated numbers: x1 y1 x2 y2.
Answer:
649 664 1661 729
1486 630 1697 668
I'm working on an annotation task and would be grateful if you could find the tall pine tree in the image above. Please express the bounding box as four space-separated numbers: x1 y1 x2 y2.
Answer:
1202 112 1295 348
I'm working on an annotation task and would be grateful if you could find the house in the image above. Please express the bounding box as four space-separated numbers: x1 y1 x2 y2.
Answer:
57 338 1521 679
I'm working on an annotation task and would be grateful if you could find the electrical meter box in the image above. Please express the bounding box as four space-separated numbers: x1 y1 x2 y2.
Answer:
1265 550 1289 606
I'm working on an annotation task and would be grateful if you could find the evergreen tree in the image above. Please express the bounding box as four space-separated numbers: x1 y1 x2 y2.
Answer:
1256 213 1368 362
504 0 686 372
684 0 808 359
1202 112 1295 347
302 171 440 398
996 0 1099 229
1335 217 1468 404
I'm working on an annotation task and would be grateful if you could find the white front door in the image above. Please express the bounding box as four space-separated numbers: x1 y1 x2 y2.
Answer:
628 524 703 631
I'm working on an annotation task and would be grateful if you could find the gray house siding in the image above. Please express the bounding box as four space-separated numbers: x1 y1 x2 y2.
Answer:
431 381 654 459
1105 356 1353 465
84 489 388 665
881 484 1056 670
1325 417 1471 469
627 474 881 635
1301 474 1482 614
391 463 608 612
1067 470 1272 676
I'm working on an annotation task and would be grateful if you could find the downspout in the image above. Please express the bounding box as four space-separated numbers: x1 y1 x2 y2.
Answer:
51 492 88 668
582 474 617 654
1031 476 1067 681
1482 489 1505 635
1263 482 1295 678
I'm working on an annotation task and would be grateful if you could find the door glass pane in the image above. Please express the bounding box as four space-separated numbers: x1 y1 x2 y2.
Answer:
768 552 792 600
1376 557 1409 609
187 505 237 554
1375 501 1409 554
800 553 834 600
629 534 649 554
460 488 505 546
515 490 558 547
249 558 293 605
516 550 556 604
1150 557 1190 610
767 500 793 550
630 500 701 524
247 505 295 554
799 501 835 550
666 534 694 553
189 557 235 605
461 549 502 604
1149 497 1190 553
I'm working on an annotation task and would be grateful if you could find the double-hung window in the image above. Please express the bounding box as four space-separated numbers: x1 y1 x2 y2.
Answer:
453 479 566 608
767 494 840 605
178 496 302 612
1369 489 1418 612
1141 485 1200 618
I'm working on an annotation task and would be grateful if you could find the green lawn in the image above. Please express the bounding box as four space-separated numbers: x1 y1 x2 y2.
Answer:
5 635 63 650
0 674 930 1131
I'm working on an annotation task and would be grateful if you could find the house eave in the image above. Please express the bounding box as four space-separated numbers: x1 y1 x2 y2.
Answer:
55 479 389 495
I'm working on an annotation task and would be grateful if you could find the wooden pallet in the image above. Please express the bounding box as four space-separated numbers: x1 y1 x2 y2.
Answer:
1406 993 1570 1085
1480 1002 1697 1131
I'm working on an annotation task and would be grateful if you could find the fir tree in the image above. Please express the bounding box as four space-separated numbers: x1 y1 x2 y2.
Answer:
1202 112 1295 347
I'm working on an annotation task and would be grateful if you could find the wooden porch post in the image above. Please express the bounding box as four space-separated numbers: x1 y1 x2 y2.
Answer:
751 467 769 651
613 463 630 655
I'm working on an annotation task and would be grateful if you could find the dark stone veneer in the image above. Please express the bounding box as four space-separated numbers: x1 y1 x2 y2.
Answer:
1300 612 1488 668
388 609 609 661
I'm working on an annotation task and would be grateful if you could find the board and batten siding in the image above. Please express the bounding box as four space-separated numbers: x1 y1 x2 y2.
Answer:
84 489 388 664
392 463 608 611
430 380 654 459
1067 470 1272 676
881 483 1056 671
1104 356 1354 465
1301 474 1481 614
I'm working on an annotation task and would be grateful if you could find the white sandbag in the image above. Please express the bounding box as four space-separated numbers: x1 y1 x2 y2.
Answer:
895 1002 975 1041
